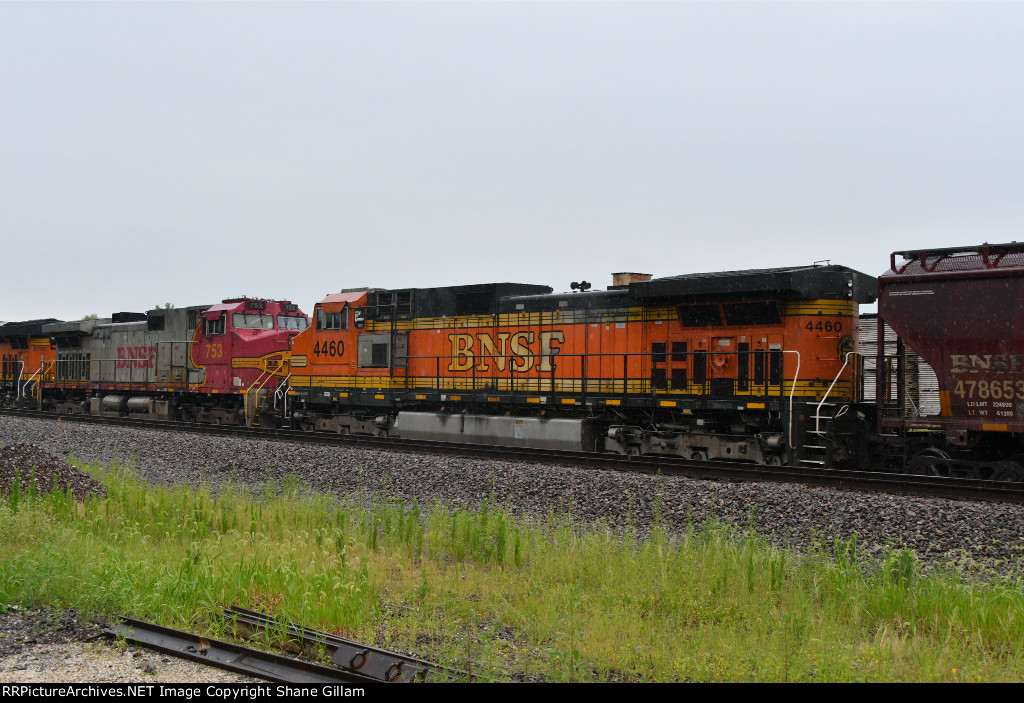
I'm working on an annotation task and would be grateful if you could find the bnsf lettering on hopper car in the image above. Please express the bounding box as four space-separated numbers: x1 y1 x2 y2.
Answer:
949 354 1024 374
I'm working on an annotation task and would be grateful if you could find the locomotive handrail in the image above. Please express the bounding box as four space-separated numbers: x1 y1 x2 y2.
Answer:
392 349 792 397
783 350 801 449
814 351 858 435
13 360 24 402
21 360 54 407
86 356 157 387
274 373 291 411
244 366 283 427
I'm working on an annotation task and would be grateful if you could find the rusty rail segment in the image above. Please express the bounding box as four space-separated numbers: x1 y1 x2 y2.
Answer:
106 617 378 684
224 606 471 683
6 407 1024 504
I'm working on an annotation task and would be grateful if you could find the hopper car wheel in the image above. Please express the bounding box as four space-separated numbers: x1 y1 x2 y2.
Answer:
993 455 1024 482
906 448 950 477
690 450 708 462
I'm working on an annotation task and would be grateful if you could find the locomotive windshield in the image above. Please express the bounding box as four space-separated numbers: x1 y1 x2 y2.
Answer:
277 315 308 331
233 313 275 330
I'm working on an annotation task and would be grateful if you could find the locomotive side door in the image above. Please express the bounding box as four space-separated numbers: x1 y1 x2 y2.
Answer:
711 336 735 396
667 336 689 395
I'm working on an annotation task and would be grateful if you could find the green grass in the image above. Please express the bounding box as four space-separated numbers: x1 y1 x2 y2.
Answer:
3 457 1024 681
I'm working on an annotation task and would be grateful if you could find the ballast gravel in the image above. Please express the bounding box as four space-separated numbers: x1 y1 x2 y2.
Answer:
2 415 1023 571
1 414 1024 681
0 443 106 502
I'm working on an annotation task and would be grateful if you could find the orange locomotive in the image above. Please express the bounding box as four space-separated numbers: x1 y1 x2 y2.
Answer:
287 265 877 466
0 320 57 409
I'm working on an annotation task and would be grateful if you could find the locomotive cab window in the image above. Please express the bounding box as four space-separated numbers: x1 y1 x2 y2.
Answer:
316 307 346 331
233 313 274 330
277 315 308 331
204 314 225 336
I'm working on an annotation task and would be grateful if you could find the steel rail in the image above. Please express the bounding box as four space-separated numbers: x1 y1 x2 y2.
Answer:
105 617 378 684
5 407 1024 505
224 606 471 683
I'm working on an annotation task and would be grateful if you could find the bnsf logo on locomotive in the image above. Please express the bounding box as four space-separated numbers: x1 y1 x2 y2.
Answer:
449 331 565 373
116 346 156 369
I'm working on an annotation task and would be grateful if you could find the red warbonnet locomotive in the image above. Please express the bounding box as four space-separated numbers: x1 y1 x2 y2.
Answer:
2 243 1023 479
1 298 308 427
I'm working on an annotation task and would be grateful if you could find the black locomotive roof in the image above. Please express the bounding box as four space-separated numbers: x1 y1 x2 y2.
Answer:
498 288 634 313
369 282 553 319
630 265 877 304
0 319 61 338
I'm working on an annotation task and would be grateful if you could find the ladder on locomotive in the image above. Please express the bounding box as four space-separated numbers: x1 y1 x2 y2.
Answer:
799 401 839 467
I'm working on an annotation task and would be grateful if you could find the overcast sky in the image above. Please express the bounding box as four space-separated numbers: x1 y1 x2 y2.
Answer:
3 1 1022 321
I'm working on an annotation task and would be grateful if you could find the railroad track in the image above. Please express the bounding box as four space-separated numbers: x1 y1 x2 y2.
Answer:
107 617 375 684
107 608 468 683
224 606 471 682
4 407 1024 504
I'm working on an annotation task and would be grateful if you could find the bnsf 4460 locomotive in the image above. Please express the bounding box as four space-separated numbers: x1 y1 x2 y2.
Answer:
286 266 877 468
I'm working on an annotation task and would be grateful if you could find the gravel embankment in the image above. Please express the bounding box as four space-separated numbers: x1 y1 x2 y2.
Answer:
2 415 1023 573
3 414 1024 682
0 443 107 501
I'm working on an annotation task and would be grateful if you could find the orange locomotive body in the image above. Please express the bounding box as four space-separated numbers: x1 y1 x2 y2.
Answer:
0 320 57 409
287 266 877 466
